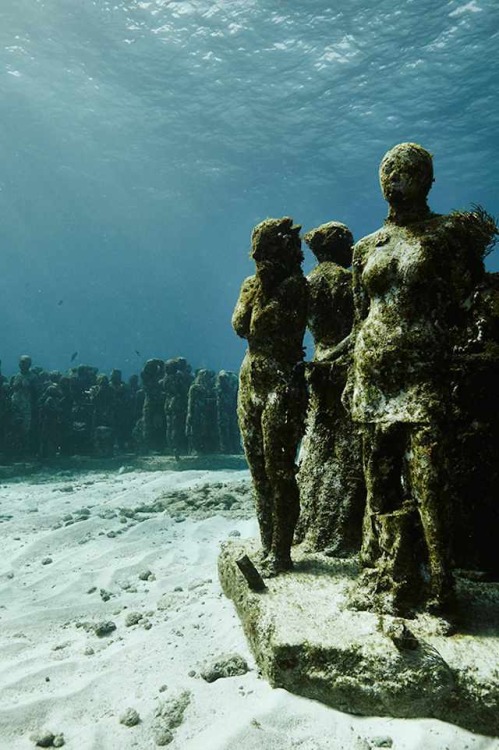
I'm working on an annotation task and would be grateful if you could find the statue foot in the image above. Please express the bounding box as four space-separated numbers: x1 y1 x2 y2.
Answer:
260 554 293 578
423 595 456 634
254 547 271 564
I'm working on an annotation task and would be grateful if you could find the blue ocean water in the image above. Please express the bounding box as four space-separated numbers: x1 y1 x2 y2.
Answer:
1 0 498 376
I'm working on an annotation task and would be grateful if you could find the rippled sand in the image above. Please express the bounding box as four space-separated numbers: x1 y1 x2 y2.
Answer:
0 468 496 749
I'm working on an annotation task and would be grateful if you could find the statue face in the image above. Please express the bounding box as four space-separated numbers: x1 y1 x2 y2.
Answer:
379 143 433 206
251 217 301 267
19 356 32 374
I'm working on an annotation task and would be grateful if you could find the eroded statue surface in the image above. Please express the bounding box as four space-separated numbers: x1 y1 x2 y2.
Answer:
232 217 307 576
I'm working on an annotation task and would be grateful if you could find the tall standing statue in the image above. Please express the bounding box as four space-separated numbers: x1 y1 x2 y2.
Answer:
215 370 241 455
10 355 35 456
232 217 307 576
345 143 496 616
451 270 499 577
163 357 193 457
296 222 365 555
186 369 218 455
141 358 166 453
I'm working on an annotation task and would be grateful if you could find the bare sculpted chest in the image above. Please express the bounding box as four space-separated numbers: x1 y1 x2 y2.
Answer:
357 227 446 355
362 229 432 302
351 224 452 422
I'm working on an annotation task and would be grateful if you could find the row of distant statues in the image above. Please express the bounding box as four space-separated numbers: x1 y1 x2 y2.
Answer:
0 356 242 461
233 142 499 620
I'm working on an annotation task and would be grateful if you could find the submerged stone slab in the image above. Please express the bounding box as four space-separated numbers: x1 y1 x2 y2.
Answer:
218 539 499 736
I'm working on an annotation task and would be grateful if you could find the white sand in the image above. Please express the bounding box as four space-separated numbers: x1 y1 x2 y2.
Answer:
0 467 497 750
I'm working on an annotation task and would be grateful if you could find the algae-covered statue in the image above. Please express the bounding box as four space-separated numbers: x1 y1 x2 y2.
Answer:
347 142 496 616
186 368 218 455
296 222 365 555
450 270 499 577
9 355 36 456
232 217 307 575
219 150 499 735
163 357 193 457
141 358 166 453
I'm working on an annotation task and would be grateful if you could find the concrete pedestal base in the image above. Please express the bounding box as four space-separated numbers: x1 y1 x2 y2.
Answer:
218 539 499 736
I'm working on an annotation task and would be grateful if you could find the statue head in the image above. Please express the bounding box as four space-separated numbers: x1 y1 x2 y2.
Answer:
128 374 139 390
379 143 433 209
142 359 165 382
19 355 32 374
110 369 122 385
195 369 215 387
304 221 354 267
173 357 190 374
251 217 303 268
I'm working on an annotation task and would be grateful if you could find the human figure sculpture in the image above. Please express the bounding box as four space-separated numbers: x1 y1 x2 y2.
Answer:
10 355 35 456
215 370 241 455
163 357 193 457
232 217 307 575
186 369 218 455
450 270 499 577
296 222 365 555
38 383 64 459
343 143 496 616
90 375 115 431
0 360 7 455
141 359 166 453
109 369 129 450
68 365 98 454
57 376 74 456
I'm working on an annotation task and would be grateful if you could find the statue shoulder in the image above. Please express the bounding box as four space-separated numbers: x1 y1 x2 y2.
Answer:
239 275 258 296
281 271 307 299
308 262 351 287
352 230 383 266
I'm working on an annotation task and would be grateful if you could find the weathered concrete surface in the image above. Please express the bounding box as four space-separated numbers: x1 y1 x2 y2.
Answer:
218 539 499 736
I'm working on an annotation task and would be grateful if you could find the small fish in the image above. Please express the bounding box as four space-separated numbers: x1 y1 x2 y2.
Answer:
135 350 141 357
57 299 64 306
70 351 78 362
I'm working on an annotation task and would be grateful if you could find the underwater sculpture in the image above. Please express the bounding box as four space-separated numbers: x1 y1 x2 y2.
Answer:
215 370 241 455
109 368 129 451
220 148 499 733
90 374 114 430
9 355 36 456
232 217 307 575
186 368 219 455
341 142 497 616
163 357 193 456
38 383 64 459
0 364 7 455
141 358 166 452
296 222 365 555
450 270 499 577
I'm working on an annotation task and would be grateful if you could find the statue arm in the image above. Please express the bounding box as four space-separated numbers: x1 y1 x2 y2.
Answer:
232 276 256 339
315 245 367 363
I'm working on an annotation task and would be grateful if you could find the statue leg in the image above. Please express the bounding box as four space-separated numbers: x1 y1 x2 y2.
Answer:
360 422 406 567
237 379 273 557
410 424 454 612
262 383 306 573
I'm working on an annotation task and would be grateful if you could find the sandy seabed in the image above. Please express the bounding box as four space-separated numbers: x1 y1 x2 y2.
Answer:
0 466 497 750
